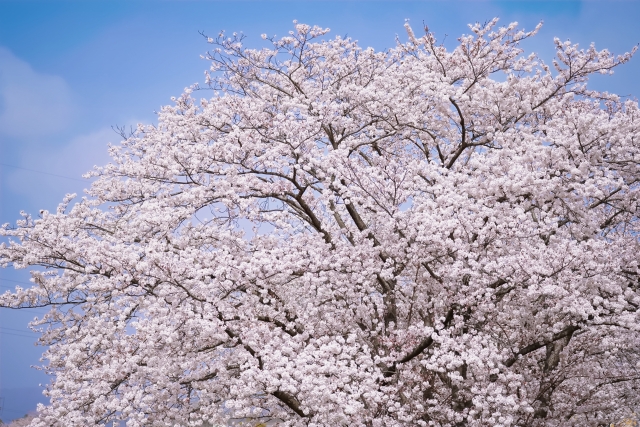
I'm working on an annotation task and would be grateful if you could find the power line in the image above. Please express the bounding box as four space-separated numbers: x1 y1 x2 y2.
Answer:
0 326 39 333
0 162 89 183
0 330 39 339
0 277 35 288
0 326 42 339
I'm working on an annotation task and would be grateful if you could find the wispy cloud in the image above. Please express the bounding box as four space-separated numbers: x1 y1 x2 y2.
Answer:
4 127 117 208
0 47 74 137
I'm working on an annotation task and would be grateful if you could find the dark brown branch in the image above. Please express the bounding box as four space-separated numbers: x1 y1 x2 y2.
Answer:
378 307 457 380
344 201 369 233
272 390 310 418
446 97 468 169
503 325 580 367
179 371 218 385
222 324 264 370
257 315 299 337
422 262 443 283
488 278 507 289
292 188 333 245
398 307 455 364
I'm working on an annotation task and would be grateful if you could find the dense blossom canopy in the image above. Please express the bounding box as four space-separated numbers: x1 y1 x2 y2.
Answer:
2 20 640 427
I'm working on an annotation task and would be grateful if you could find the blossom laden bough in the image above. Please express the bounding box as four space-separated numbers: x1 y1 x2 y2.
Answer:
1 19 640 427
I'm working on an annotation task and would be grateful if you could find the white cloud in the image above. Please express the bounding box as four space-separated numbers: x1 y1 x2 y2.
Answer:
0 47 74 137
5 126 119 209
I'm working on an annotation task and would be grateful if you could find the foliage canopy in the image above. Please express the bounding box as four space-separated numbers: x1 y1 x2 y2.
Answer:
2 20 640 427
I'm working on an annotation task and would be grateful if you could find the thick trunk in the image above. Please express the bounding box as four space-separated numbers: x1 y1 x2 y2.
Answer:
533 330 575 420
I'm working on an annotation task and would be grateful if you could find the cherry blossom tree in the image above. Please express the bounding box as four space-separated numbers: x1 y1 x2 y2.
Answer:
1 19 640 427
3 413 38 427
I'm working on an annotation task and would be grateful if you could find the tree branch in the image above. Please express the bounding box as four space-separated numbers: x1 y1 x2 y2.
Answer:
272 390 310 418
504 325 580 367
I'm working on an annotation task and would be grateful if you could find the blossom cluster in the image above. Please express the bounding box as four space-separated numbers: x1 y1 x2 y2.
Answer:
1 20 639 426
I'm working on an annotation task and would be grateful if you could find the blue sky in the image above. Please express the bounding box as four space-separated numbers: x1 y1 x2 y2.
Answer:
1 0 639 422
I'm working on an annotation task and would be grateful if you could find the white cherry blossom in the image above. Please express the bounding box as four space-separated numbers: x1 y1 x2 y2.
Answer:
1 20 639 427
